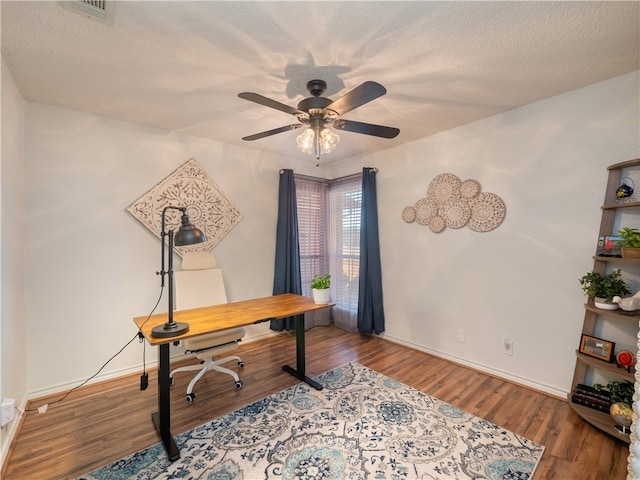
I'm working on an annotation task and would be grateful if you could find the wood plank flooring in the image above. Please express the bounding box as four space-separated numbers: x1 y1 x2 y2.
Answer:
2 326 630 479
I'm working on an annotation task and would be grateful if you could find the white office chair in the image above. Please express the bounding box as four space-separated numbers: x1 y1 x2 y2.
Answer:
169 252 245 402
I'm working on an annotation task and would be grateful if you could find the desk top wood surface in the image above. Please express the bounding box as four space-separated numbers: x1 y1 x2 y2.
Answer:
134 293 332 346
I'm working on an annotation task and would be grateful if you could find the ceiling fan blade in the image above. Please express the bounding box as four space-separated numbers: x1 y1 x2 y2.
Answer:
238 92 307 118
333 119 399 139
242 124 304 141
325 81 387 116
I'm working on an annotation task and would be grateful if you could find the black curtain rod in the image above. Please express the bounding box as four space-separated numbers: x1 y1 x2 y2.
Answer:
281 168 378 184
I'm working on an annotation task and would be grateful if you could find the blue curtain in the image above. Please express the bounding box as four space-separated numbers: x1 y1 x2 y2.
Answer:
271 169 303 331
357 167 385 334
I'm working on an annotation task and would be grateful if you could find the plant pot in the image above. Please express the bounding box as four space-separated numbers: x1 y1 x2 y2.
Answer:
594 297 619 310
312 288 330 305
621 246 640 259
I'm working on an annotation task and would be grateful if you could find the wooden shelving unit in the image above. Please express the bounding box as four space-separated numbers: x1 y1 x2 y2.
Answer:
569 157 640 443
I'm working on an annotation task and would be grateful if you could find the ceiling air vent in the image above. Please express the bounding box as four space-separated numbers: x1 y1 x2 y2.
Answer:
62 0 115 25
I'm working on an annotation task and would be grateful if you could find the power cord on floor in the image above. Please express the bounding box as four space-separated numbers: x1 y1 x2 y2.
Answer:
22 285 165 415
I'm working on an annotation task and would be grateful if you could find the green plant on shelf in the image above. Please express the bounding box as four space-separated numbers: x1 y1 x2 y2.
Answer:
579 269 631 302
619 227 640 248
593 380 634 405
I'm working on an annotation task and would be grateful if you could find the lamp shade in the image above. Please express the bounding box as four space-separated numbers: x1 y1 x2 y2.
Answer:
296 127 340 157
174 212 206 246
319 128 340 153
296 128 316 154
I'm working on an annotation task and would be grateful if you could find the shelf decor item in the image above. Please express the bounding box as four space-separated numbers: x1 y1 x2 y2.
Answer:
618 227 640 259
310 274 331 305
596 235 623 257
579 334 616 363
610 402 633 434
616 350 637 371
579 269 631 308
612 290 640 311
616 177 635 203
594 380 634 434
571 383 611 412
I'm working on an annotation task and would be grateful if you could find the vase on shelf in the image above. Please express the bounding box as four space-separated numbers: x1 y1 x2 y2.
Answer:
594 297 619 310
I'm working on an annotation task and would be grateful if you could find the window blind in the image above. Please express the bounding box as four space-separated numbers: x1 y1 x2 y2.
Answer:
295 177 329 297
329 176 362 321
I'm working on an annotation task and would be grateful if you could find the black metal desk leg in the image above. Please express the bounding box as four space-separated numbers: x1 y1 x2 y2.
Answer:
151 342 180 461
282 315 323 390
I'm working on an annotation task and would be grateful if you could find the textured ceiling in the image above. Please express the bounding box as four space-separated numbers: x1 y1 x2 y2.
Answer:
2 1 639 164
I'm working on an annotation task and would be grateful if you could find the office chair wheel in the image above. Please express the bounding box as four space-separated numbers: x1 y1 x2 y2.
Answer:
235 380 243 389
186 393 196 402
238 361 245 368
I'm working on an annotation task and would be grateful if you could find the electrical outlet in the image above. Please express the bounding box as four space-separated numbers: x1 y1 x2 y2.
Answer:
502 338 513 356
456 329 465 343
1 398 15 427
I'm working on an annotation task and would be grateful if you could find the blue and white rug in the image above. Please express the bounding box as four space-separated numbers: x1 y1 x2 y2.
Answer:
79 362 544 479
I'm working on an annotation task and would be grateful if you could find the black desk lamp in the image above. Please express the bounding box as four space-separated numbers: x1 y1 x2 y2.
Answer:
151 206 206 338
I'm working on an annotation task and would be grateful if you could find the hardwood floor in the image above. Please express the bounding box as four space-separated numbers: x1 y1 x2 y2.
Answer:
3 326 630 479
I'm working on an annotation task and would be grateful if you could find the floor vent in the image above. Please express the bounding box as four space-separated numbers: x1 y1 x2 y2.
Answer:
62 0 115 25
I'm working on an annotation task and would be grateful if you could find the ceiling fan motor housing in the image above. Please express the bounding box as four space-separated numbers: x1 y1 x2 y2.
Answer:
297 96 332 113
307 79 327 96
298 79 335 115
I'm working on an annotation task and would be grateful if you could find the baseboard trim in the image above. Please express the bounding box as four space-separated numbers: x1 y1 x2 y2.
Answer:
26 330 567 401
0 395 28 477
26 330 277 401
381 333 568 400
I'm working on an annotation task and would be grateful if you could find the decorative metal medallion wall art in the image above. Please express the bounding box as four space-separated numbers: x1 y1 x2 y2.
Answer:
402 173 505 233
126 158 243 256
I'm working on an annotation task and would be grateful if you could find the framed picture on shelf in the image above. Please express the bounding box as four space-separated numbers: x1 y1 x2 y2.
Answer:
596 235 623 257
579 334 616 362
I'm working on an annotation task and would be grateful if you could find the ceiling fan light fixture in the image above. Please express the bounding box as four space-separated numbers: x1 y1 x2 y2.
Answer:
319 128 340 153
296 127 340 156
296 128 316 154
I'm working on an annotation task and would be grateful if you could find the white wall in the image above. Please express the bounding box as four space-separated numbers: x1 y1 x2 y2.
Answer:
327 71 640 396
17 70 640 402
1 57 27 466
23 104 326 396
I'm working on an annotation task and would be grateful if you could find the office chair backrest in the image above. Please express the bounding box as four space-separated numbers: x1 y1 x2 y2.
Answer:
175 252 227 309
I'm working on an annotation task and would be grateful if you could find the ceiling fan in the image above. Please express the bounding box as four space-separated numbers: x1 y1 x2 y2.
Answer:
238 80 400 164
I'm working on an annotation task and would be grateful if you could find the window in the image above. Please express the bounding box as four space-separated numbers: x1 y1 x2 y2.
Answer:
328 176 362 316
295 173 362 331
295 177 329 297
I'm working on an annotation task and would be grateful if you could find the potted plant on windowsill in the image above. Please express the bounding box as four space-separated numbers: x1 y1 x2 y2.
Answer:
579 269 631 310
310 274 331 305
619 227 640 259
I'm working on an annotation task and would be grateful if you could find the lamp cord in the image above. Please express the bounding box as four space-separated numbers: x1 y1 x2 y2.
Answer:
23 285 165 413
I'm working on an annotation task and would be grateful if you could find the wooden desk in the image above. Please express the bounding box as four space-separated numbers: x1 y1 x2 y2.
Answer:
134 293 332 461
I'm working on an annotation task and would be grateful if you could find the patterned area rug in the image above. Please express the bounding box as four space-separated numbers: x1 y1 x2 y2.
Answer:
79 363 544 479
